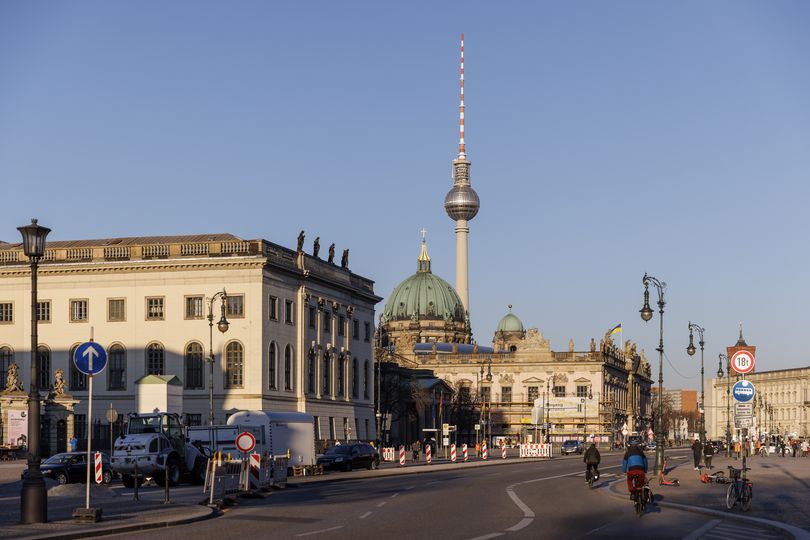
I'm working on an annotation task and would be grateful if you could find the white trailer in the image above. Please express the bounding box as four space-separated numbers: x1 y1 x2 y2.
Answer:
226 410 316 466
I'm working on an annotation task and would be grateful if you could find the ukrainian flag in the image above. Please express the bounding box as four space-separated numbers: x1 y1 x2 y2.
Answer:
609 323 622 335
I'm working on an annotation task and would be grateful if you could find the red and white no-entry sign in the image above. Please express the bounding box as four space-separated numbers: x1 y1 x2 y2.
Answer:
731 350 755 374
235 431 256 453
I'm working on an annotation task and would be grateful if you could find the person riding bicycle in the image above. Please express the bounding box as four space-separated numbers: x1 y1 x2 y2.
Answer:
583 442 601 483
623 440 648 500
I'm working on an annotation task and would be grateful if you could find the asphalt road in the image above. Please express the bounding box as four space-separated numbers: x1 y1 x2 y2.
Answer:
101 448 787 540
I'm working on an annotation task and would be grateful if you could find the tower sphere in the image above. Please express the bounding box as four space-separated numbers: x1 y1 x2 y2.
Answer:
444 184 480 221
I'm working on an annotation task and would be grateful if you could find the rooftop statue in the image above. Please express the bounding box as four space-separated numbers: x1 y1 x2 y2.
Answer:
341 249 349 269
297 230 305 252
328 243 335 264
313 237 320 258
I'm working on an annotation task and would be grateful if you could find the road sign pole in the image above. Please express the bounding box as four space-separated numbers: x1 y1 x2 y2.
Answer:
85 334 94 511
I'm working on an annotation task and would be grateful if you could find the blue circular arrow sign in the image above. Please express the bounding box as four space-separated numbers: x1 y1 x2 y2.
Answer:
73 342 107 376
732 379 756 403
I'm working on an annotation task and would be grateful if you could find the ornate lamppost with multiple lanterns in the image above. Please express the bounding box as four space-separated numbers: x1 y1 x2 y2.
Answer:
640 273 666 476
206 290 229 426
717 353 731 457
686 322 706 446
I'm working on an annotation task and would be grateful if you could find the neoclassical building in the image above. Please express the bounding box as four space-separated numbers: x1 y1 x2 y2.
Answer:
0 232 380 452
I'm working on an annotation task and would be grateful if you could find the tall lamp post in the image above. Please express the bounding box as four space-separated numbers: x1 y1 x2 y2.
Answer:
478 359 492 449
718 353 731 456
18 219 50 524
206 290 229 426
582 385 593 442
686 322 706 446
640 273 666 476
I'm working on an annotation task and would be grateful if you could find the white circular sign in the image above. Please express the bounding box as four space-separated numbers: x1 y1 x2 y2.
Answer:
731 350 755 374
235 431 256 453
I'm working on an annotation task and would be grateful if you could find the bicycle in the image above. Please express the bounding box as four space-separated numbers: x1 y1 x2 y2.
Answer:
586 466 599 488
630 474 653 516
725 464 752 511
758 446 768 458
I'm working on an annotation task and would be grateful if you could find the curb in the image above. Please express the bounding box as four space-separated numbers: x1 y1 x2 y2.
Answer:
21 504 216 540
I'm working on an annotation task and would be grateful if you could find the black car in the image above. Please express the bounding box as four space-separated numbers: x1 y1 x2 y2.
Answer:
561 440 584 455
317 443 380 471
23 452 113 485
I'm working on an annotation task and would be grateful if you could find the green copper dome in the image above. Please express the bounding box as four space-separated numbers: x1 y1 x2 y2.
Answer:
381 241 466 324
496 306 524 333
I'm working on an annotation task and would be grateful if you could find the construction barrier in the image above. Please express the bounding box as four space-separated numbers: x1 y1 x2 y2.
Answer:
94 452 103 484
519 443 553 458
204 457 242 505
382 447 396 462
462 443 468 462
450 444 457 463
426 444 432 464
501 442 507 460
482 441 488 460
399 445 405 466
271 454 289 488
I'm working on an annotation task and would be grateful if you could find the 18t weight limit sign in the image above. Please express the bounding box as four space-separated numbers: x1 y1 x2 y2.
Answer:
731 350 755 374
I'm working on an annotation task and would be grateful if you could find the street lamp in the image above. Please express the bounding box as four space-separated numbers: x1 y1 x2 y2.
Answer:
640 273 666 476
478 359 492 449
206 290 229 426
686 322 706 446
718 353 731 456
582 386 593 441
18 218 50 524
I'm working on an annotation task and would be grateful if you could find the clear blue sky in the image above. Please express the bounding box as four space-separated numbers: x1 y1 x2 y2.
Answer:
2 2 809 390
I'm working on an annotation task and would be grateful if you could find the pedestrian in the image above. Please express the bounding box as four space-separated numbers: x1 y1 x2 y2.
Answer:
412 440 421 461
792 440 797 458
703 440 714 469
69 435 78 452
691 437 702 470
733 440 741 460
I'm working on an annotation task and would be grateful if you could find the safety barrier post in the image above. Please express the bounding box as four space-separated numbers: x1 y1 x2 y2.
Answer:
450 444 457 463
399 445 405 466
482 441 488 460
426 444 432 464
462 443 468 462
501 441 507 460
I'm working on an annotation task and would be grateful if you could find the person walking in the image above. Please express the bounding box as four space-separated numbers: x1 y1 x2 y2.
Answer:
703 440 714 469
733 439 741 460
691 437 702 470
412 440 421 462
69 435 78 452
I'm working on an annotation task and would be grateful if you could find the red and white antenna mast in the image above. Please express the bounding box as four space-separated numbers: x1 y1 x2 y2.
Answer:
458 33 466 159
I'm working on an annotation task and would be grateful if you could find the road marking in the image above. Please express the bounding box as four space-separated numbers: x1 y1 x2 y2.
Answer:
681 519 722 540
390 492 399 498
425 480 441 486
505 487 535 518
585 522 611 536
376 501 387 507
505 518 533 532
404 485 415 490
359 511 372 519
296 525 344 537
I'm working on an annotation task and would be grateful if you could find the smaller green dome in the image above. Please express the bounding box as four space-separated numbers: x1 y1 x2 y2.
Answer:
496 306 524 333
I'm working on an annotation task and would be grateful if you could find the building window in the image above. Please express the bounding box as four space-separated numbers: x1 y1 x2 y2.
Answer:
329 417 335 440
0 302 12 323
185 342 204 389
268 342 277 390
459 386 471 402
355 418 360 441
353 320 360 340
269 296 278 321
108 344 126 390
364 419 369 440
481 386 491 403
146 343 164 375
323 312 331 333
185 296 204 320
145 297 164 320
108 298 125 322
37 346 51 390
309 306 316 328
338 356 346 397
553 385 566 397
68 345 87 391
313 416 320 440
364 322 371 342
70 299 88 322
308 349 315 394
338 316 345 336
322 352 331 395
363 360 370 399
528 386 539 403
285 300 294 324
185 414 202 427
351 358 358 398
75 415 86 440
501 386 512 403
226 295 244 318
576 385 589 398
283 345 293 391
0 347 12 386
37 301 50 322
225 342 244 388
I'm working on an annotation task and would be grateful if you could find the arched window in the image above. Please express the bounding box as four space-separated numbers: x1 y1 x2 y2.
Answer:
0 347 13 386
322 352 331 396
363 360 370 399
337 355 346 397
225 342 244 388
308 349 315 394
38 346 51 391
268 342 277 390
351 358 358 398
108 344 126 390
185 342 204 389
146 343 164 375
68 344 87 391
284 345 293 391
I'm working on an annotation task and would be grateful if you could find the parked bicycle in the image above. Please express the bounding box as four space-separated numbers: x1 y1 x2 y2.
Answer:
630 475 653 516
725 463 752 511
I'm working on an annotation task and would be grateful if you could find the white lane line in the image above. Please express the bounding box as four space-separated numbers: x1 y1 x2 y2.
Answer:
505 487 535 518
425 480 441 486
390 492 399 498
585 522 611 536
359 511 372 519
376 501 387 507
404 485 415 490
505 518 533 532
681 519 722 540
468 534 504 540
296 525 344 537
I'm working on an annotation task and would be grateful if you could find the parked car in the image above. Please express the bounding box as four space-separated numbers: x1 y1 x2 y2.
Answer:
626 434 644 448
317 443 380 471
709 440 724 453
22 452 113 485
645 441 657 451
560 440 584 455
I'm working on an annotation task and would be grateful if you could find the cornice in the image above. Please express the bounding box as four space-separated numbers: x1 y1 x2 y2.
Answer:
0 256 267 278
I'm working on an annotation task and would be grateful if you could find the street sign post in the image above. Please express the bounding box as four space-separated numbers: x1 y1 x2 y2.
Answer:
735 403 753 415
235 431 256 454
731 350 755 375
732 380 756 403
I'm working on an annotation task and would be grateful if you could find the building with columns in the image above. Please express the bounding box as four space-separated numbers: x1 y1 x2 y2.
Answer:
0 232 380 453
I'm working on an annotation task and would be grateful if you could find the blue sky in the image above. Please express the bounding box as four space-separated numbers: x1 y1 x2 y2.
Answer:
2 2 809 390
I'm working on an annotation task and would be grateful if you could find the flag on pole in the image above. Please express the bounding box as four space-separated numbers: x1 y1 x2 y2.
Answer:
609 323 622 335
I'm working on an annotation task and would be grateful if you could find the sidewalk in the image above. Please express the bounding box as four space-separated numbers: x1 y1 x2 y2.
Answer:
607 453 810 539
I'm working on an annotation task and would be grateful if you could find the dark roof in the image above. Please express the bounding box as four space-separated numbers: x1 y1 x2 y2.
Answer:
0 233 241 250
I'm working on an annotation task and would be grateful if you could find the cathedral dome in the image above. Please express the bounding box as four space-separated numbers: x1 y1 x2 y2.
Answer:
496 306 524 333
381 240 466 324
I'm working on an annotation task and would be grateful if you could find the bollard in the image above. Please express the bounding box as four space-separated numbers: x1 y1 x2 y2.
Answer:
482 441 488 460
451 444 457 463
133 461 140 501
426 444 432 465
399 445 405 466
501 442 507 460
164 468 171 504
462 443 468 462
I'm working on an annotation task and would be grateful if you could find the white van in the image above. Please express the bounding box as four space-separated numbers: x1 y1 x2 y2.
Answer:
226 410 316 466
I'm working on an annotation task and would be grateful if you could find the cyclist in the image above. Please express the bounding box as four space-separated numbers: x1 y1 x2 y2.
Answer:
583 442 601 483
623 440 648 501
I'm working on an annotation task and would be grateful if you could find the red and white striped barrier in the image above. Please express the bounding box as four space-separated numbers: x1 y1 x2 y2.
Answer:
462 443 468 462
248 452 261 489
482 441 488 460
426 444 432 464
450 444 457 463
519 443 553 458
501 442 507 460
382 447 396 462
94 452 103 484
399 445 405 466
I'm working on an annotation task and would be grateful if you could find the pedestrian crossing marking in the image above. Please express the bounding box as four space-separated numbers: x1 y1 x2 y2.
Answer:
699 521 783 540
